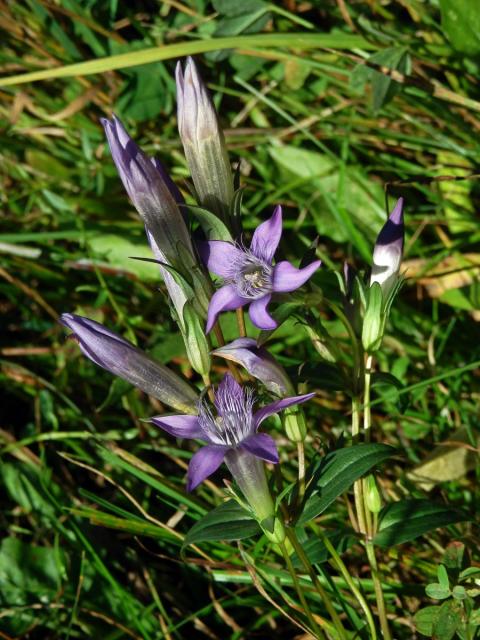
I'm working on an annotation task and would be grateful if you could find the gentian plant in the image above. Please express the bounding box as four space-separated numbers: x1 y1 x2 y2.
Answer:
60 57 470 640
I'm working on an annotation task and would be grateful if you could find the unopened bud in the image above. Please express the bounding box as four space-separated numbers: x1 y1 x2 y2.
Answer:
365 474 382 513
362 282 384 353
182 302 211 376
176 57 234 221
370 198 404 297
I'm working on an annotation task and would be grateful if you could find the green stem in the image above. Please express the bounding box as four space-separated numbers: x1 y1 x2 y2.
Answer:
279 541 326 640
286 529 348 640
363 352 391 640
319 531 378 640
297 441 306 502
365 540 392 640
352 396 367 534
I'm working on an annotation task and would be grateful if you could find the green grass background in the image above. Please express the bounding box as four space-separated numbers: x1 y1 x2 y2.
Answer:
0 0 479 637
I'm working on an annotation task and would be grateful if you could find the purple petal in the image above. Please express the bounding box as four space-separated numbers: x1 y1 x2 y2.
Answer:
240 433 279 464
212 338 292 396
250 205 283 263
198 241 244 278
187 444 228 491
248 295 277 331
370 198 405 292
272 260 321 293
253 393 316 429
206 285 247 333
151 415 203 440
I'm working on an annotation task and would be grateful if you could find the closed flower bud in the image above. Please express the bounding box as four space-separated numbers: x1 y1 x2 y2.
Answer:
182 302 211 376
365 474 382 513
102 115 197 276
212 338 293 397
60 313 198 414
370 198 404 297
176 57 234 221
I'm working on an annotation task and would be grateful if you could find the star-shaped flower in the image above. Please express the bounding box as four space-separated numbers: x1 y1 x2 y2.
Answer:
200 206 321 331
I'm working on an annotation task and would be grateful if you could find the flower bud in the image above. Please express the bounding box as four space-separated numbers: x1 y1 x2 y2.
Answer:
284 407 307 443
176 57 234 221
182 302 211 376
365 474 382 513
102 115 197 276
60 313 198 414
361 282 384 353
370 198 404 297
212 338 293 396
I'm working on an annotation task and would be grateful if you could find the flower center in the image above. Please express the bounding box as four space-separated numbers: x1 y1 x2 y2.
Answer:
198 385 255 446
231 253 272 299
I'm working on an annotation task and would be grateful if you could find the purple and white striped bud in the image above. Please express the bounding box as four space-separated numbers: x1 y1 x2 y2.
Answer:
60 313 198 414
212 338 293 397
176 57 234 221
101 115 196 274
370 198 404 297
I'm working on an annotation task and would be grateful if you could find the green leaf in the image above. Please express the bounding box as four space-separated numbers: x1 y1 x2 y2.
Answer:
433 600 463 640
0 537 66 634
269 145 385 259
184 204 233 241
452 585 467 601
369 47 410 112
426 583 451 600
297 444 396 525
87 233 160 281
414 606 441 636
0 34 375 87
438 564 450 590
183 500 260 547
374 499 469 547
439 0 480 55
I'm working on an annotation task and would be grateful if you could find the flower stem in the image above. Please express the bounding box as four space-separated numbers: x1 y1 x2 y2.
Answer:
351 396 367 534
319 531 377 640
362 352 391 640
236 307 247 337
297 440 306 502
286 529 348 640
365 540 391 640
279 540 326 640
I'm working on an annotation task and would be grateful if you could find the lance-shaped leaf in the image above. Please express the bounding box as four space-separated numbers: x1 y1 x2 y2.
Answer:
60 314 198 414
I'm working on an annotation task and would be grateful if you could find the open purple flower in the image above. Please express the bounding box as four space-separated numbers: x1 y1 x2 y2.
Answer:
152 373 314 492
200 206 321 332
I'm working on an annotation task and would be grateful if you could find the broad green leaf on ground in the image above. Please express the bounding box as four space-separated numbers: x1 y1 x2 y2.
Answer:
296 443 396 525
87 233 159 280
433 600 463 640
373 499 469 547
414 606 441 637
183 500 260 547
0 537 66 635
269 146 385 258
407 427 479 490
439 0 480 55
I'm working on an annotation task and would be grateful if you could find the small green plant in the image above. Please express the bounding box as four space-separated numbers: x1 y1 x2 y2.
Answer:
415 542 480 639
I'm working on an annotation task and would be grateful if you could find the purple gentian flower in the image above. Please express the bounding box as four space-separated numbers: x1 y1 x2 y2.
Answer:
152 373 314 491
60 313 198 414
370 197 404 296
212 338 293 397
200 206 321 332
